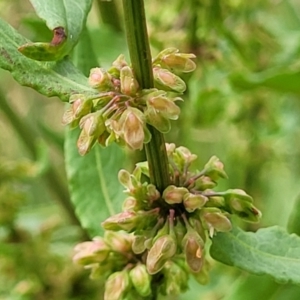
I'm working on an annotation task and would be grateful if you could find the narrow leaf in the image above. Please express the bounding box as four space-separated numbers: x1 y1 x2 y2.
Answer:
19 0 93 61
64 128 126 237
0 18 97 101
210 225 300 284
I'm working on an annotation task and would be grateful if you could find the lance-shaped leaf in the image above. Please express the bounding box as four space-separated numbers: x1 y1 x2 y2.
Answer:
0 18 96 101
210 225 300 284
64 128 125 237
18 0 93 61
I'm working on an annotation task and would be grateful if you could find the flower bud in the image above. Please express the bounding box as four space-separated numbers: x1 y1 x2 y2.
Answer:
73 237 110 266
118 169 134 191
182 228 205 272
146 234 177 274
132 235 147 254
101 211 138 232
146 94 180 120
112 54 128 70
104 271 130 300
162 52 196 73
228 199 262 222
129 264 152 297
192 259 210 285
89 67 114 91
104 231 133 253
183 193 208 212
161 261 188 295
203 156 228 181
201 208 232 235
153 67 186 93
77 112 106 155
222 189 253 203
102 209 160 232
120 66 139 96
119 108 147 150
174 218 187 248
146 184 160 202
175 146 197 164
153 48 196 73
162 185 189 204
122 196 139 211
62 94 93 125
145 106 171 133
195 176 216 190
165 143 176 156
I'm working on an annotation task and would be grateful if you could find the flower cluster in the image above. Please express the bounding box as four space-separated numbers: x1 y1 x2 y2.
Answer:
73 144 261 298
63 48 196 155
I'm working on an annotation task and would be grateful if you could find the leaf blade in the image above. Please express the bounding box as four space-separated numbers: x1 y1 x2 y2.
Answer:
64 128 126 237
210 225 300 284
0 17 96 101
19 0 93 60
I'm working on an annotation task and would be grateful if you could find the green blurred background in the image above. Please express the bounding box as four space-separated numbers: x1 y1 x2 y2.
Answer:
1 0 300 299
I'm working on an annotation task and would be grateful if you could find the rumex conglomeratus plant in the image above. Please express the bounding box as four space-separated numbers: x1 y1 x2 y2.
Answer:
68 48 261 299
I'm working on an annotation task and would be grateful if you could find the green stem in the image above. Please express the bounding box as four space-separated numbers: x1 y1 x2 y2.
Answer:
0 90 88 238
122 0 170 192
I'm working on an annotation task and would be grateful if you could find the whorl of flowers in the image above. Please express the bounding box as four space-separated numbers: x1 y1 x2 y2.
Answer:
73 144 261 299
63 48 196 155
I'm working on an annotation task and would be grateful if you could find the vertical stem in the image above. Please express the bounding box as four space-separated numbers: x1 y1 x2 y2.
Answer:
122 0 170 192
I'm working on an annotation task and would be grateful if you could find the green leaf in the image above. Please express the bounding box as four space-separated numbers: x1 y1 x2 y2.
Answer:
18 0 93 61
0 18 97 101
230 69 300 95
210 225 300 284
64 128 126 237
222 274 300 300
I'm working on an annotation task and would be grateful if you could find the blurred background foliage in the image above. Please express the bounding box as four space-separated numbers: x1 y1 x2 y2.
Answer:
1 0 300 299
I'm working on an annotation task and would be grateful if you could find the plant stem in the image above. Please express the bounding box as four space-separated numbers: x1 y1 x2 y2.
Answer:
0 90 88 238
122 0 170 192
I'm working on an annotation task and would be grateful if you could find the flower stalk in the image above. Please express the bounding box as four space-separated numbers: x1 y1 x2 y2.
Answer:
122 0 170 192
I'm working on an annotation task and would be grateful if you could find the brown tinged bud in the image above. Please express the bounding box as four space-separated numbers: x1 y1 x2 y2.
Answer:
181 216 205 272
89 67 114 91
153 48 196 73
62 94 93 126
73 237 110 266
104 270 131 300
175 146 197 165
77 112 106 155
129 264 152 297
162 185 189 205
104 231 133 253
203 156 228 181
119 108 149 150
200 208 232 236
145 106 171 133
153 67 186 93
183 193 208 212
120 66 139 96
162 52 196 73
118 169 134 191
146 234 177 275
146 94 181 120
161 261 189 295
102 208 160 232
195 176 217 190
